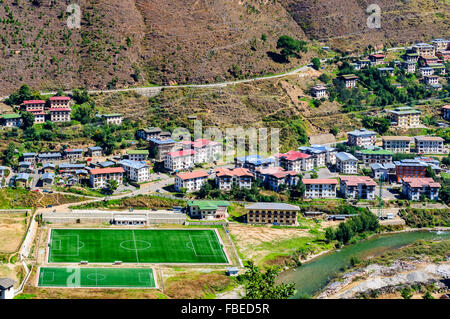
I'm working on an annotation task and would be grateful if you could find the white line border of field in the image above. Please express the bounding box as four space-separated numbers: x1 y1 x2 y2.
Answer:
36 266 159 290
45 227 232 266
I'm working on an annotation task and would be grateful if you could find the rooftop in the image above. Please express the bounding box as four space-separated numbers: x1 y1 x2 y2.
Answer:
49 96 70 101
414 136 444 142
175 170 209 180
381 136 413 141
215 167 253 178
126 149 149 155
347 128 376 137
245 202 300 211
167 149 196 158
336 152 358 162
302 178 338 185
340 176 377 187
187 200 230 210
360 149 393 155
119 159 149 170
402 177 441 188
89 167 124 175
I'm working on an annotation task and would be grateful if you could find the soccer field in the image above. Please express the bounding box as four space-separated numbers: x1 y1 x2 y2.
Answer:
38 267 156 288
47 228 229 264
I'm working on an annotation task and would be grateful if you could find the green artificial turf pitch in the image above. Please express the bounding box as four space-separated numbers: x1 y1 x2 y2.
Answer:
48 228 228 264
38 267 156 288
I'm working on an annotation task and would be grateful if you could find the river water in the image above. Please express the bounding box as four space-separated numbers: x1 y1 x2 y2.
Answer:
277 230 450 298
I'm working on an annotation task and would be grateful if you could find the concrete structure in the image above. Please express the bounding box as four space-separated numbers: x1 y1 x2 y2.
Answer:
89 167 124 189
49 96 71 108
87 146 103 157
0 278 15 299
339 176 376 200
278 151 313 172
63 148 83 160
310 85 327 98
423 75 439 86
245 202 300 225
49 108 71 122
187 200 230 220
126 149 149 161
119 159 150 183
179 138 222 164
414 136 445 154
37 152 62 163
302 179 338 199
149 138 176 162
215 167 253 191
340 74 358 88
15 173 29 188
347 128 376 147
254 167 299 191
370 163 396 182
1 114 22 127
402 61 416 73
137 127 163 141
298 145 337 166
164 149 195 172
369 54 385 65
404 52 419 63
103 113 122 125
335 152 358 174
358 149 393 165
419 66 434 77
174 170 209 192
22 153 36 163
234 155 275 173
381 136 413 153
389 107 421 128
431 38 449 52
412 43 435 57
41 172 55 187
394 159 428 182
401 178 440 201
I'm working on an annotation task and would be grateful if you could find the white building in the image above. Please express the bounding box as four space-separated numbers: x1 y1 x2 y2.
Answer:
335 152 358 174
302 179 338 199
215 167 253 191
347 128 377 147
89 167 124 189
278 151 314 172
401 178 441 201
103 113 123 125
340 176 377 200
414 136 445 154
119 159 150 183
179 138 222 164
381 136 413 153
174 170 209 192
164 149 196 172
0 278 15 299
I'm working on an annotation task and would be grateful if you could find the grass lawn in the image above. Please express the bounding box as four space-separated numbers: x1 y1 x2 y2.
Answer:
48 228 229 264
38 267 156 288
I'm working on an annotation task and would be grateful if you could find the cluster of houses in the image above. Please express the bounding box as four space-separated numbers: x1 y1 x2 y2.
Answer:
0 96 123 127
310 38 449 99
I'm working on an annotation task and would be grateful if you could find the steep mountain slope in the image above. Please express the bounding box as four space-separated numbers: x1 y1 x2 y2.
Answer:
279 0 450 51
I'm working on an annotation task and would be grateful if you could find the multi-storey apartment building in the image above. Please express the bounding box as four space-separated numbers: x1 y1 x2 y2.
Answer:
340 74 359 88
340 176 377 200
49 96 71 108
414 136 445 154
302 179 338 199
37 152 62 163
389 107 421 127
298 145 337 166
412 43 435 57
381 136 413 153
245 203 300 226
358 149 393 165
87 146 103 157
89 167 124 189
164 149 196 172
278 151 314 172
179 139 222 164
401 177 441 201
1 114 22 127
402 61 416 73
394 159 428 182
187 200 230 220
49 108 71 122
63 148 83 160
254 167 299 191
335 152 358 174
149 138 176 162
443 105 450 121
137 127 163 141
310 85 327 98
234 155 275 173
347 128 376 147
215 167 253 191
126 150 149 161
174 170 209 192
119 159 150 183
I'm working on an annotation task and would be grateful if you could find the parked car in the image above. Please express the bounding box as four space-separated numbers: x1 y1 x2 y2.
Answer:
46 205 53 208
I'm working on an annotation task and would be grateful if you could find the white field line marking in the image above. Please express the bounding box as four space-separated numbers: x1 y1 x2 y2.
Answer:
132 230 140 263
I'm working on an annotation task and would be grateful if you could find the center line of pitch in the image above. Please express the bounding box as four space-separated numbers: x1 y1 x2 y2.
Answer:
132 230 140 263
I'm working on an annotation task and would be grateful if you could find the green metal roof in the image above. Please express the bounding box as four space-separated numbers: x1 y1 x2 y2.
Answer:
126 150 149 155
1 113 21 119
361 149 393 155
103 113 122 117
187 200 230 210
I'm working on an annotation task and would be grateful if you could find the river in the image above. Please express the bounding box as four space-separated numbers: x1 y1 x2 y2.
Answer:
277 230 450 298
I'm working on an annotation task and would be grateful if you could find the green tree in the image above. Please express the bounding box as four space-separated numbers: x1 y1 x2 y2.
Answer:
276 35 307 62
72 102 94 124
311 57 321 70
72 88 90 104
422 290 434 299
4 143 16 167
325 227 335 243
401 287 413 299
20 111 35 129
425 165 436 180
241 261 295 299
106 179 119 193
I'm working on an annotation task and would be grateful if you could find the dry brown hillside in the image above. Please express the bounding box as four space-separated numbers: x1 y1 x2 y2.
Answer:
280 0 450 51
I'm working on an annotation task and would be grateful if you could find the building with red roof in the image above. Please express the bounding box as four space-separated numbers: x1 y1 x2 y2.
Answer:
339 176 377 200
215 167 253 191
175 170 209 192
164 149 196 172
49 96 71 108
369 54 385 65
179 138 222 163
22 100 46 112
89 167 124 189
401 177 441 201
255 167 299 191
278 150 313 172
49 108 71 123
302 179 338 198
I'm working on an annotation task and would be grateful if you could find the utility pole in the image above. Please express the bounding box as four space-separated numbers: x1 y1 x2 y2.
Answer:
378 175 383 218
